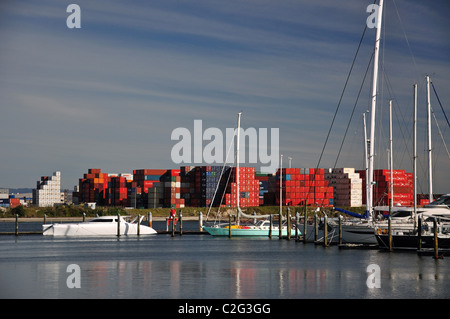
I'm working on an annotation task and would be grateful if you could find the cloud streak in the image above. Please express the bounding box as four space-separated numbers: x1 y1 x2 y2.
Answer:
0 0 448 194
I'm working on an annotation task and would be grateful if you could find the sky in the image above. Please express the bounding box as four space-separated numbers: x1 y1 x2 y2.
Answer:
0 0 449 195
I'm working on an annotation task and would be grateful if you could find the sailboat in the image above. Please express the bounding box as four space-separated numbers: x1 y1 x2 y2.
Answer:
202 112 298 237
374 78 450 250
327 0 386 244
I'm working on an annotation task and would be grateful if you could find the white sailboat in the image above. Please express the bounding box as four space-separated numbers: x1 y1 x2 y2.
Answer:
328 0 385 244
42 215 157 236
202 112 297 237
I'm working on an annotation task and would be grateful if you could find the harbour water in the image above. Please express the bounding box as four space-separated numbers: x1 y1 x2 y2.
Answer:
0 221 449 300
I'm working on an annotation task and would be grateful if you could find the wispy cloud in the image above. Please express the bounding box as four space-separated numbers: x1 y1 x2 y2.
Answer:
0 0 448 193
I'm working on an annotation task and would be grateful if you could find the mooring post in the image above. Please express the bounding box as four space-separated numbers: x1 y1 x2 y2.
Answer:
303 204 307 243
148 212 152 228
199 212 203 232
338 215 342 245
172 214 176 237
15 214 18 236
82 212 86 222
117 213 121 237
295 211 299 240
228 214 232 238
323 214 328 247
269 214 272 239
44 214 46 225
433 217 439 259
279 209 282 239
314 214 318 242
388 217 392 251
137 214 140 236
417 216 422 251
179 211 183 236
287 209 291 241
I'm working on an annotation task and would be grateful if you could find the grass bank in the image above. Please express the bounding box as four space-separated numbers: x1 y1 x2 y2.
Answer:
1 204 367 219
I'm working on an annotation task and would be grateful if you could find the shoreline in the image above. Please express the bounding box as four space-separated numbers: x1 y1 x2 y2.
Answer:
0 216 208 222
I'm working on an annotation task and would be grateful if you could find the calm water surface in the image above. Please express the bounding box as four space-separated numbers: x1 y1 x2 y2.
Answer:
0 221 449 299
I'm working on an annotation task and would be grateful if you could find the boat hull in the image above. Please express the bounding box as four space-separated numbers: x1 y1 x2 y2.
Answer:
331 223 378 245
202 225 298 237
42 222 157 236
376 234 450 250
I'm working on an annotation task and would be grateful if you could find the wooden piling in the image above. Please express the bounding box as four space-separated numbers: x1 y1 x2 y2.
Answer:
417 216 422 251
303 206 307 243
44 214 46 225
269 214 272 239
279 210 282 239
287 210 291 241
117 213 120 237
323 215 328 247
314 214 318 242
179 212 183 236
338 215 342 245
228 214 232 238
137 214 140 236
172 214 176 237
295 212 299 240
433 218 439 259
388 217 392 251
199 212 203 232
15 214 18 236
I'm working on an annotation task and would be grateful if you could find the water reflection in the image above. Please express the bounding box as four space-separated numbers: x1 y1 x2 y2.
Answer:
1 233 450 298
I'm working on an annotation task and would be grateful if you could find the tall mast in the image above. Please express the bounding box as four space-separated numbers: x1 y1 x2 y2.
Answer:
413 84 417 220
367 0 384 219
279 154 283 216
426 75 433 202
236 112 242 225
363 112 370 211
389 100 393 213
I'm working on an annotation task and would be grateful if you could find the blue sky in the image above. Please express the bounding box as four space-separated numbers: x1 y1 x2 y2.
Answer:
0 0 449 195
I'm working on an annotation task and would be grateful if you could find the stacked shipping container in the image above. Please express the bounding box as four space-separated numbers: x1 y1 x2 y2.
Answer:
224 167 260 207
357 169 414 206
266 168 333 207
325 168 363 207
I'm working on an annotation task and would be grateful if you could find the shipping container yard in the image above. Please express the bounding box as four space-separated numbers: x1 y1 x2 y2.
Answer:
69 166 424 209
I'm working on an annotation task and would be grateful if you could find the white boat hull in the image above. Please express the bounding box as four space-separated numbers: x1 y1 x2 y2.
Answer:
42 216 157 236
203 225 298 237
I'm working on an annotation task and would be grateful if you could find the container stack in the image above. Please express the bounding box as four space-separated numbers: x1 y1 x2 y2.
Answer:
324 168 362 207
358 169 414 206
224 167 259 207
133 169 167 208
201 166 229 207
255 173 270 206
267 168 333 207
162 169 185 209
109 176 127 207
179 166 229 207
34 171 62 207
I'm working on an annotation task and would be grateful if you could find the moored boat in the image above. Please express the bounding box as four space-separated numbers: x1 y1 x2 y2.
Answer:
42 215 157 236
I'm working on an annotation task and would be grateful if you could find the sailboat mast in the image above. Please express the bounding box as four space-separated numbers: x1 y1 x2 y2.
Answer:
236 112 242 225
280 154 283 216
389 100 393 212
426 75 433 202
363 112 370 211
367 0 384 219
413 84 417 220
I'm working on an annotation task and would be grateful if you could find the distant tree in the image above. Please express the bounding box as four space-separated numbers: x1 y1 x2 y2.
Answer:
11 205 26 217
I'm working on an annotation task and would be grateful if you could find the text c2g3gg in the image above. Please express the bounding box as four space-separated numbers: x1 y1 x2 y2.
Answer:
222 303 270 314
